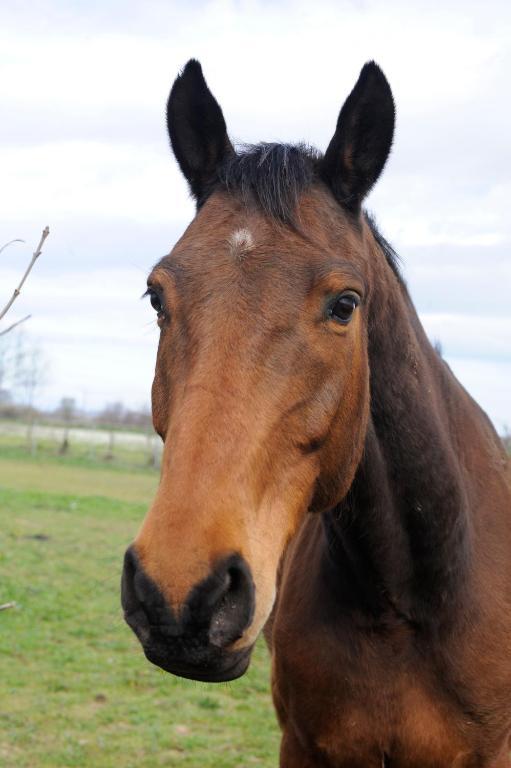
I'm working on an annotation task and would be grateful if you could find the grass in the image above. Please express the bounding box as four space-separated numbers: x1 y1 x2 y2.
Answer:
0 461 280 767
0 458 158 504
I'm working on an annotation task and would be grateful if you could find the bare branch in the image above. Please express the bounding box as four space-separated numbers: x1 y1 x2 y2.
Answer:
0 601 17 611
0 238 24 256
0 226 49 322
0 314 31 337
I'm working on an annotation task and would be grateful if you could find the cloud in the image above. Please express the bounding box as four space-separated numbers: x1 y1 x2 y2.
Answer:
402 243 511 318
0 141 192 224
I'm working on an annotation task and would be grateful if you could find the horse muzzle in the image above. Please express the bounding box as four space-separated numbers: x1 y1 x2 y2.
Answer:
121 546 255 682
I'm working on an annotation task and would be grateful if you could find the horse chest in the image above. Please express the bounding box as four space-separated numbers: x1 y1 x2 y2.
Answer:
303 680 471 767
272 630 482 768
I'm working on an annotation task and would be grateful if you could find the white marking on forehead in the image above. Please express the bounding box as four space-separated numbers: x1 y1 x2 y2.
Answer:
228 227 254 258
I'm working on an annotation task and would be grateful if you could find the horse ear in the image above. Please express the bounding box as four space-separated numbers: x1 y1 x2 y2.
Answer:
320 62 395 214
166 59 234 202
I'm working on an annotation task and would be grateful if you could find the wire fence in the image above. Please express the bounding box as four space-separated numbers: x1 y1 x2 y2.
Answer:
0 418 162 471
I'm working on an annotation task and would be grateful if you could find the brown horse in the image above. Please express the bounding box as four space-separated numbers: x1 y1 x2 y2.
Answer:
121 60 511 767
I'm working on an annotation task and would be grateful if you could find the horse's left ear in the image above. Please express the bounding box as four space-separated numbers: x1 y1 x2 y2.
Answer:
167 59 234 203
320 62 395 214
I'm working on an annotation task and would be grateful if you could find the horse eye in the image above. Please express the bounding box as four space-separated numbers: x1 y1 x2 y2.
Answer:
148 289 163 315
327 293 360 325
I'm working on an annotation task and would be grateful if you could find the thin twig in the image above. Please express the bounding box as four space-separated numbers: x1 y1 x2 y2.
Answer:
0 601 17 611
0 226 49 322
0 314 31 337
0 238 24 256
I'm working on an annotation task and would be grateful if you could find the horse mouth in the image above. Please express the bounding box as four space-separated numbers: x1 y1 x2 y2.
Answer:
141 643 253 683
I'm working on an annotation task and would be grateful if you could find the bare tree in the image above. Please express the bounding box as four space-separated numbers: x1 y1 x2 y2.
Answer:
0 331 13 393
0 332 19 418
0 226 49 335
97 401 125 460
56 397 76 455
13 334 48 454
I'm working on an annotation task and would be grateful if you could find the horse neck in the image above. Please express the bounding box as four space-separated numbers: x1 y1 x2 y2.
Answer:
323 245 471 630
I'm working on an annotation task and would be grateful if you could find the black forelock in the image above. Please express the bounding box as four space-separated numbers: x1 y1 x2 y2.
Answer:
214 142 402 280
217 142 320 225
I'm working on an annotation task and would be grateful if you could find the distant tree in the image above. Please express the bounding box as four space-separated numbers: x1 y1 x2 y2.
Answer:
97 401 125 460
121 406 152 430
0 331 13 397
0 333 22 418
12 334 48 454
0 387 18 420
56 397 77 455
97 401 125 427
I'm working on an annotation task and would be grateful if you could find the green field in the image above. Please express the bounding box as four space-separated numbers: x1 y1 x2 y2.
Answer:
0 455 280 767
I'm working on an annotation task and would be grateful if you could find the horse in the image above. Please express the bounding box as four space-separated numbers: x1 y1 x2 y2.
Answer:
121 59 511 767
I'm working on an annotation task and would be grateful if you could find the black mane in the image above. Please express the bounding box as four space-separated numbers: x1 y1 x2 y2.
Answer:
217 142 401 278
364 211 402 279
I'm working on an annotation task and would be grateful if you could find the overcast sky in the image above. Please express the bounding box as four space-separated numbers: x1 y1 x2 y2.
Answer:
0 0 509 430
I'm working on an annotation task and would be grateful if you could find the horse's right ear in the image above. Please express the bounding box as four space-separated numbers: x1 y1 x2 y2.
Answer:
166 59 234 203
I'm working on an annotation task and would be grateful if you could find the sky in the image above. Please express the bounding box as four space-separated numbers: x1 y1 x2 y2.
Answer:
0 0 510 430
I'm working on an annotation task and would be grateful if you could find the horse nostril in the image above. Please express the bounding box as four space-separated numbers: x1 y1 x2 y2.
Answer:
121 545 138 613
121 546 153 643
207 557 255 648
